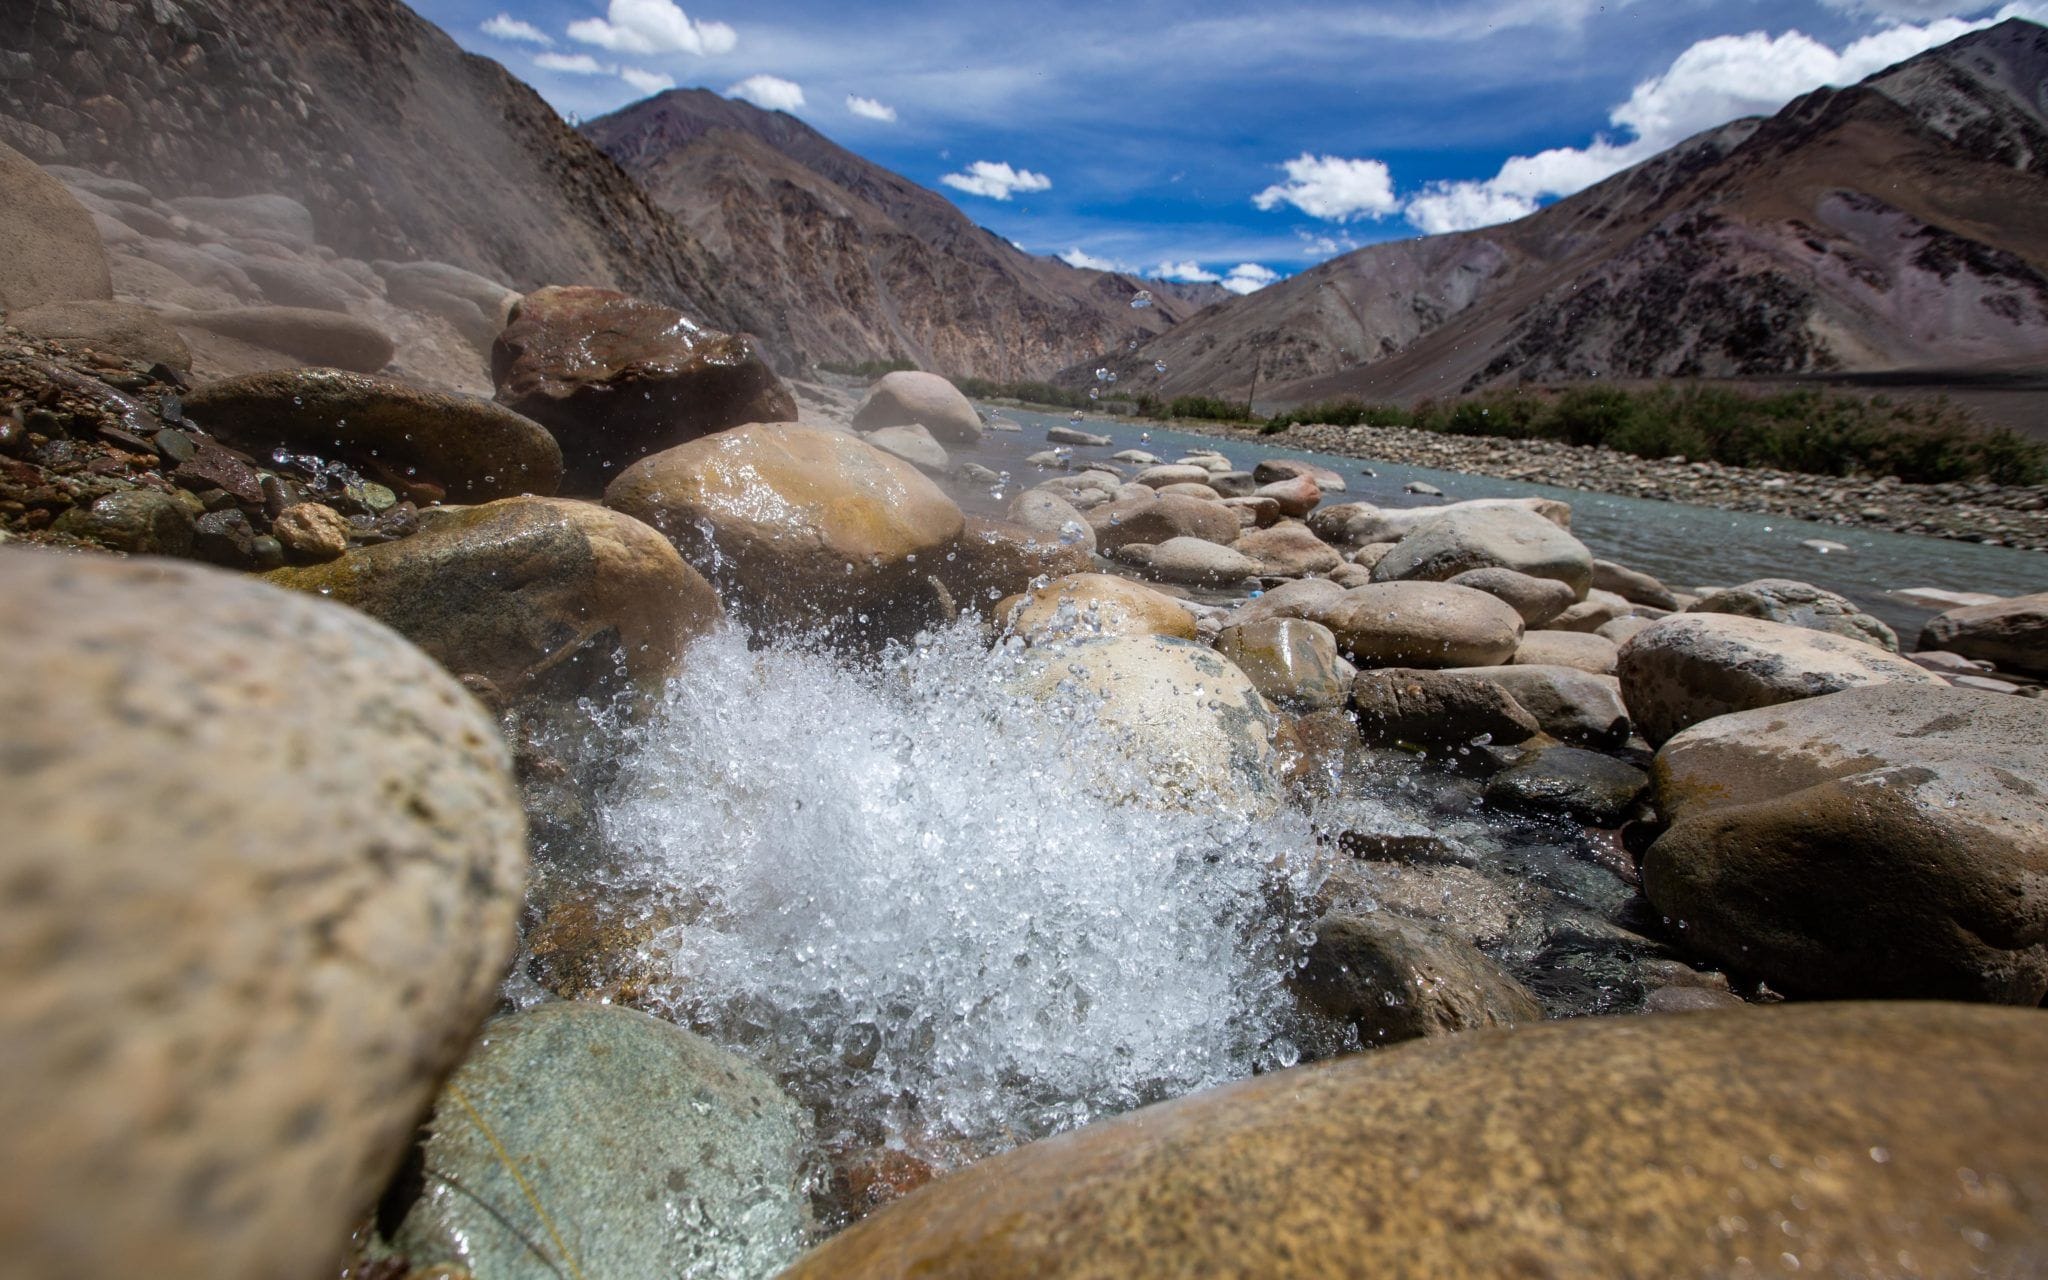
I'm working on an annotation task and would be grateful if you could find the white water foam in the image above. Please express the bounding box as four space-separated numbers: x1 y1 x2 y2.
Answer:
598 620 1325 1173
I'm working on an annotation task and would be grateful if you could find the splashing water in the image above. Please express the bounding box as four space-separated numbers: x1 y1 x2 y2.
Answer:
596 621 1322 1180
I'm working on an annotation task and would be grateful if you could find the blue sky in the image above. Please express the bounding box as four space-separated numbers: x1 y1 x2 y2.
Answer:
415 0 2047 292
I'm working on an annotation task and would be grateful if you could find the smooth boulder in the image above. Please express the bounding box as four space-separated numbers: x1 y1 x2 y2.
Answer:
9 299 191 370
492 285 796 491
186 368 563 501
392 1002 809 1280
1294 912 1542 1045
1232 520 1341 577
865 422 950 472
1446 664 1631 747
852 370 983 443
1688 578 1898 651
998 573 1197 644
1214 618 1350 711
1617 612 1941 745
1315 581 1524 669
1090 492 1239 552
1445 566 1576 626
265 497 720 706
1512 628 1618 674
0 550 526 1280
781 1003 2048 1280
1309 496 1569 549
1145 536 1259 586
1349 667 1540 748
0 141 111 309
1919 591 2048 676
175 306 397 373
1370 503 1593 597
605 422 964 641
1644 684 2048 1002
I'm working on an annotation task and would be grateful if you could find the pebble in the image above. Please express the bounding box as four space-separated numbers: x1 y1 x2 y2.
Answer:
272 501 350 562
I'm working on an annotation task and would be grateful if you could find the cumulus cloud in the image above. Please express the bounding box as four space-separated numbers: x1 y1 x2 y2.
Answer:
481 13 552 45
727 74 806 111
1153 260 1222 283
568 0 736 56
533 51 610 74
1395 7 2045 235
846 95 898 122
619 66 676 94
1059 247 1126 271
1221 263 1279 295
940 160 1053 201
1252 154 1400 222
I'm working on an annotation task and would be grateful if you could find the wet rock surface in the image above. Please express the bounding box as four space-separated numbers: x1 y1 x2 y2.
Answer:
1293 911 1544 1045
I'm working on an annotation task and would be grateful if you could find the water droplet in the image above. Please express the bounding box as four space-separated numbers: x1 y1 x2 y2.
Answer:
1154 360 1168 374
1088 388 1100 400
1095 367 1112 382
1130 289 1153 309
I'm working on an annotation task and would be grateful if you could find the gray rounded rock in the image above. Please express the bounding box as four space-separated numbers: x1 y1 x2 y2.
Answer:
1445 664 1632 747
1688 577 1898 652
1371 503 1593 597
1446 566 1576 626
1145 535 1259 586
0 549 527 1280
1919 591 2048 676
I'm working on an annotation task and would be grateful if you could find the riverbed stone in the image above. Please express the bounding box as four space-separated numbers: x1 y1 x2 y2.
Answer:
185 368 564 502
778 1002 2048 1280
1231 519 1342 577
1224 577 1349 628
391 1002 810 1280
267 497 720 705
852 370 983 443
997 572 1197 644
1547 587 1635 632
1512 628 1619 674
1445 566 1575 626
1157 481 1223 501
1137 464 1215 489
1644 684 2048 1002
1484 744 1648 825
1687 578 1898 651
1314 581 1524 669
605 422 963 643
1591 558 1677 609
0 549 526 1280
1215 618 1349 711
1089 492 1239 551
936 515 1093 609
9 298 190 370
1617 612 1943 745
1145 535 1259 586
1253 458 1346 491
1919 591 2048 676
1445 664 1632 747
1009 633 1279 814
271 500 350 563
1008 488 1097 553
492 285 796 490
0 141 112 310
1309 496 1571 549
1348 667 1541 748
1295 911 1542 1046
1372 504 1593 597
864 422 950 473
175 306 397 373
1032 469 1123 509
1254 474 1321 518
50 486 195 557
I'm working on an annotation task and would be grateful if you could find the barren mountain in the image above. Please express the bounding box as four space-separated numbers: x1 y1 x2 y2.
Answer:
1093 19 2048 407
582 89 1228 380
0 0 747 335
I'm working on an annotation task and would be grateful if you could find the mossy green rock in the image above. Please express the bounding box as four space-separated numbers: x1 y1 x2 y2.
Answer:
392 1002 810 1280
783 1003 2048 1279
186 367 563 501
266 497 720 707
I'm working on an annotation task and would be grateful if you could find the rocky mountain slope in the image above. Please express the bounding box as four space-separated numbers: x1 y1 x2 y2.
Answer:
1094 19 2048 407
0 0 746 336
582 89 1227 380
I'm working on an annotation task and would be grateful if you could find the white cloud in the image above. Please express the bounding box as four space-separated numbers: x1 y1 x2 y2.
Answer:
940 160 1053 201
619 66 676 94
568 0 737 56
1393 8 2044 235
1058 247 1126 271
1221 263 1279 295
1153 260 1222 283
534 51 610 75
846 94 898 122
1251 154 1400 222
727 74 806 111
481 13 552 45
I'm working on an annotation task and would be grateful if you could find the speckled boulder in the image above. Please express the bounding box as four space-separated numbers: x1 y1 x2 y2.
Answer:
186 368 563 501
0 549 526 1280
1645 684 2048 1002
780 1003 2048 1279
265 497 720 707
1371 504 1593 596
605 422 964 643
997 572 1197 645
493 285 796 490
392 1002 810 1280
1687 578 1898 652
1617 612 1941 745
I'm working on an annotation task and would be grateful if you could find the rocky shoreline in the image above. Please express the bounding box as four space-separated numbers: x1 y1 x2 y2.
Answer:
1158 416 2048 552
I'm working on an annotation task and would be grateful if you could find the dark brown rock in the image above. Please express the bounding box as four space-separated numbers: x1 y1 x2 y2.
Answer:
491 285 795 491
1348 667 1541 747
1294 911 1543 1045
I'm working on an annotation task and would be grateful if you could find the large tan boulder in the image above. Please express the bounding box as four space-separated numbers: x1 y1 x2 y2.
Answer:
1644 684 2048 1002
492 285 796 491
1231 519 1341 577
1314 581 1524 669
1371 503 1594 597
0 549 526 1280
605 422 964 642
782 1003 2048 1279
1919 591 2048 675
1144 536 1259 586
265 497 720 707
852 370 983 443
1617 612 1942 745
997 573 1197 645
1511 628 1618 674
0 141 111 310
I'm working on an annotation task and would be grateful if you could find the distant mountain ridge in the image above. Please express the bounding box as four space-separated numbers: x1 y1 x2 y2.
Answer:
581 88 1228 380
1091 19 2048 407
